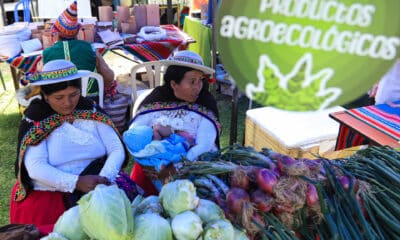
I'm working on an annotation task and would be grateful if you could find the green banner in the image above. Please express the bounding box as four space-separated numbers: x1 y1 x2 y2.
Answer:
216 0 400 110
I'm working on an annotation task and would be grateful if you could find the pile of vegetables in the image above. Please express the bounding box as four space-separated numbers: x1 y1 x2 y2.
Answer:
176 145 400 240
43 179 246 240
131 179 247 240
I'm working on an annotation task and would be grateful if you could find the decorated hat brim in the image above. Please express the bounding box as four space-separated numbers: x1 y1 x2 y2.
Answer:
159 60 215 75
30 70 91 86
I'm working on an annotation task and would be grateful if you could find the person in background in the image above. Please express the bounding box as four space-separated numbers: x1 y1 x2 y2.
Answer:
42 1 130 131
127 50 221 195
43 1 114 98
9 60 142 236
373 59 400 105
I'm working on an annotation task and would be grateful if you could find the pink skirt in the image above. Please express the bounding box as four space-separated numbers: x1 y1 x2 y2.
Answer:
9 181 66 235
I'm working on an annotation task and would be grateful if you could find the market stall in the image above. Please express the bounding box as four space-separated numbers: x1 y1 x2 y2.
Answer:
2 1 400 239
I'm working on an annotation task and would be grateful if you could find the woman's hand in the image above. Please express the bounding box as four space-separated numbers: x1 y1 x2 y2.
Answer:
142 166 159 180
76 175 111 193
153 124 172 140
142 164 176 185
158 164 176 185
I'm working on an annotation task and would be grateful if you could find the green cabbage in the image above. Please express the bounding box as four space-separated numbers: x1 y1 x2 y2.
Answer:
233 227 249 240
133 213 173 240
203 219 234 240
131 194 144 215
195 199 225 223
159 179 200 217
171 211 203 240
136 195 163 215
53 206 87 240
78 184 134 240
40 232 68 240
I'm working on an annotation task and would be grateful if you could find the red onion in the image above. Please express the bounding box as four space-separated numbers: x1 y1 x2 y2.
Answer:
339 175 350 191
317 173 327 182
339 175 359 193
256 168 278 194
269 163 281 177
273 204 294 214
303 159 322 173
230 168 250 190
226 187 250 214
306 183 319 207
251 189 273 212
277 155 296 173
265 149 283 160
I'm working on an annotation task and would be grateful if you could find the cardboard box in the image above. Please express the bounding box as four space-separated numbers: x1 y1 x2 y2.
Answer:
146 4 160 26
134 5 147 32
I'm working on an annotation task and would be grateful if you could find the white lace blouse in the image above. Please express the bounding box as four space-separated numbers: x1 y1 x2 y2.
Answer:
24 119 125 193
129 108 218 161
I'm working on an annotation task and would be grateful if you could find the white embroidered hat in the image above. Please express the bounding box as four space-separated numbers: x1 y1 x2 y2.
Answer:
162 50 214 75
26 59 90 86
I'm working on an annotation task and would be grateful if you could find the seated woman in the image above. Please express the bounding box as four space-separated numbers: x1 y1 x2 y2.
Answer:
127 50 221 195
9 60 142 235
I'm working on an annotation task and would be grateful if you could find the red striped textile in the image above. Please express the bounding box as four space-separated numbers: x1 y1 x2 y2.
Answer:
335 101 400 150
6 54 42 73
335 125 369 150
121 39 182 62
347 102 400 140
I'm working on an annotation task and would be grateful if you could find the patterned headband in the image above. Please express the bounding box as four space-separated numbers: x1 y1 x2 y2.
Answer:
25 65 78 83
173 56 204 66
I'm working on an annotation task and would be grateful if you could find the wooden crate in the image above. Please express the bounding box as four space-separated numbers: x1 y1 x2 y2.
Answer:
244 106 344 159
245 116 323 158
322 145 366 159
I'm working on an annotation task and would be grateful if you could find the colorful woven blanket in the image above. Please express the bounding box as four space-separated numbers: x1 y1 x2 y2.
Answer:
346 101 400 141
6 54 42 74
121 39 182 62
335 101 400 150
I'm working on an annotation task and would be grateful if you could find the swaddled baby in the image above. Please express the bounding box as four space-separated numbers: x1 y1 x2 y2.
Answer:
123 125 193 190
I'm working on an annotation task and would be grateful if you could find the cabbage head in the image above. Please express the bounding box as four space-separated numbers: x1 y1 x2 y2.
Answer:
54 206 87 240
133 213 173 240
171 211 203 240
40 232 68 240
195 199 225 223
136 195 163 215
159 179 199 217
203 219 234 240
233 227 249 240
78 184 134 240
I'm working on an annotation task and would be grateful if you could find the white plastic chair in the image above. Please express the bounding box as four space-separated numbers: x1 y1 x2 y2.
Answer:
130 60 170 117
81 72 104 108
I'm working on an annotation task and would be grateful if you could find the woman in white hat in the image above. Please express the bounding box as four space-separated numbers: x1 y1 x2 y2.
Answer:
9 59 142 235
125 50 221 195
